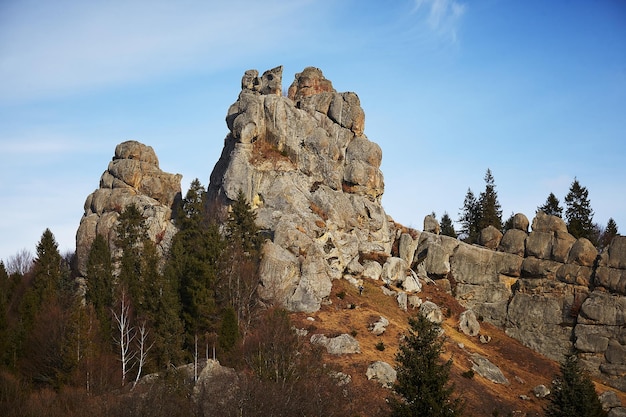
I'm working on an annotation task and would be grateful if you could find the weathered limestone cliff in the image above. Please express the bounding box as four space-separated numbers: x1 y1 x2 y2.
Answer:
207 66 391 312
76 140 182 276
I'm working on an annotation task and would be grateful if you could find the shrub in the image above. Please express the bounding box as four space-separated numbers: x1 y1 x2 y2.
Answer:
375 341 385 351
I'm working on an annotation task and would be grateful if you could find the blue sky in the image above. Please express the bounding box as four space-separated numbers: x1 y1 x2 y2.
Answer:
1 0 625 261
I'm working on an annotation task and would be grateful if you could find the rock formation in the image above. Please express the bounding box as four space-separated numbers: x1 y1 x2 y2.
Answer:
76 140 182 276
408 211 626 390
207 66 391 312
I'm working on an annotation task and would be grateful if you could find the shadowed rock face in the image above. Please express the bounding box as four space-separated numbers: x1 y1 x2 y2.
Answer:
76 140 182 276
207 66 391 312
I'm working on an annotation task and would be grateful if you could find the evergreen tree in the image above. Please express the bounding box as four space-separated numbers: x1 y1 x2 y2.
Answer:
440 213 457 238
503 212 515 232
478 168 502 231
599 218 619 250
225 189 261 255
166 179 224 355
458 188 480 244
217 190 262 337
86 234 114 341
389 313 463 417
545 355 606 417
565 178 595 242
115 204 184 369
140 239 184 369
116 205 147 302
0 262 9 365
538 192 563 218
20 229 64 332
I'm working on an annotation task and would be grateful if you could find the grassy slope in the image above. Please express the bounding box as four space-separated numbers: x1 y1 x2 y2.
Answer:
292 277 626 417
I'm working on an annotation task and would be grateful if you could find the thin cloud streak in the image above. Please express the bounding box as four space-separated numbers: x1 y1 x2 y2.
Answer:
0 0 316 102
412 0 467 43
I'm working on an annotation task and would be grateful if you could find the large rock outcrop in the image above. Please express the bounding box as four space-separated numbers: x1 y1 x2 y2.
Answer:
207 66 392 312
412 212 626 389
76 140 182 276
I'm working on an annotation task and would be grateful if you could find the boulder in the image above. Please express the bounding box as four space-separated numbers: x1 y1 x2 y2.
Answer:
480 226 503 250
511 213 529 232
532 212 568 233
370 316 390 336
310 333 361 355
420 301 443 324
381 257 409 286
470 353 509 384
600 391 622 411
532 384 550 398
459 310 480 337
498 229 527 256
424 215 440 235
366 361 397 388
567 238 598 267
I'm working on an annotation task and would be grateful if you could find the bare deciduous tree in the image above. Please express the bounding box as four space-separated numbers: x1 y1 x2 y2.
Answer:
5 248 34 275
112 290 135 386
133 320 153 389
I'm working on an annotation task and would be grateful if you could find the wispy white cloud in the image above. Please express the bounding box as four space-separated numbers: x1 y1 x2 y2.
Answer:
412 0 467 43
0 0 318 103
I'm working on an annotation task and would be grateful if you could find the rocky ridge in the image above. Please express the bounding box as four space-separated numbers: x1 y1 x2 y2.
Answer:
76 140 182 276
207 66 390 312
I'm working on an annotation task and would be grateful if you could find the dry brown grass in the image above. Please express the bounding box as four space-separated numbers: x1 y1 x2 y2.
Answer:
291 277 626 417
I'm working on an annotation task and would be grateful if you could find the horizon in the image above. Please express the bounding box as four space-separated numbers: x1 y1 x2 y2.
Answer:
1 0 625 261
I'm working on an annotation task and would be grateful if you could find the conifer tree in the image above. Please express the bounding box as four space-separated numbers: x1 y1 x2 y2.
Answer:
226 189 261 255
545 355 606 417
166 179 224 356
458 188 480 244
565 178 595 243
538 192 563 218
218 190 262 337
86 234 114 340
440 213 457 238
390 313 463 417
599 218 618 250
20 229 64 332
478 168 502 231
140 239 184 369
0 262 8 365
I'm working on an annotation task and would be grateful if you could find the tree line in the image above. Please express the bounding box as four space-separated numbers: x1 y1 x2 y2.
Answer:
436 169 619 249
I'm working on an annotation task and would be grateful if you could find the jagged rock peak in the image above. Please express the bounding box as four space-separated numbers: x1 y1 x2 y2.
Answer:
75 140 182 277
208 66 391 312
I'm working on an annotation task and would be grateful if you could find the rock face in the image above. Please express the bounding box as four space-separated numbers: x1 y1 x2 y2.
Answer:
413 212 626 390
76 140 182 276
207 66 391 312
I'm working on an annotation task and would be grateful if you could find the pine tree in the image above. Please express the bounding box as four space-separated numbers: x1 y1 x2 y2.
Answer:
538 192 563 218
0 262 9 365
478 168 502 231
166 179 224 356
226 189 261 255
545 355 606 417
599 218 619 250
458 188 480 244
440 213 457 238
20 229 64 333
503 212 515 232
86 234 114 341
217 190 261 337
565 178 595 242
389 313 463 417
140 239 184 369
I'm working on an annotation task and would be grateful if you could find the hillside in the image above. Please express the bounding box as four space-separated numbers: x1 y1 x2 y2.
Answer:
292 276 626 416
